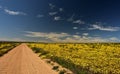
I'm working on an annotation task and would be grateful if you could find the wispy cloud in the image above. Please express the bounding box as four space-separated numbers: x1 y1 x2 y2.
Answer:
25 31 70 38
82 33 89 36
25 31 120 42
67 14 85 25
73 27 78 29
67 14 75 22
49 3 55 9
0 6 2 9
73 19 85 24
49 12 57 16
24 31 79 42
76 32 80 34
109 37 119 41
0 37 27 42
89 24 120 31
59 8 63 12
4 9 27 16
36 14 44 18
54 16 62 21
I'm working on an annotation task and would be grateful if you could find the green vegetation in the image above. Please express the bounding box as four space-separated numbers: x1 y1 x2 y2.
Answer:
0 42 19 56
59 69 66 74
28 43 120 74
52 66 59 70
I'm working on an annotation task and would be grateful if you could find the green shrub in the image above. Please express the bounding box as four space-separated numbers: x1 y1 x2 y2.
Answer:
52 66 59 70
59 70 66 74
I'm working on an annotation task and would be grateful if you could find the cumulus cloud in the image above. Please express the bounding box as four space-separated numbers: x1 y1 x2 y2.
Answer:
49 12 57 16
88 23 120 31
73 19 85 24
4 9 27 15
24 31 120 43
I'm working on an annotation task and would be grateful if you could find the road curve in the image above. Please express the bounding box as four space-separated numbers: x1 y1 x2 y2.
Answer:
0 43 57 74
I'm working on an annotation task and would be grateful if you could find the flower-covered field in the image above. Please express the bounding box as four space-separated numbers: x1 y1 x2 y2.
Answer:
0 42 19 56
28 43 120 74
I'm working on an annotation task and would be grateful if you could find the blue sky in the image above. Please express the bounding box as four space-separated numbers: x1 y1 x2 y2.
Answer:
0 0 120 42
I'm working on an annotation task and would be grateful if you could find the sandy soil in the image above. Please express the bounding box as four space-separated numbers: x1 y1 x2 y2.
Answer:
0 43 57 74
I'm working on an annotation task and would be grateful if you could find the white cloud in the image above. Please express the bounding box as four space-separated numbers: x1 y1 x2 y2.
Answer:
76 32 80 34
4 9 27 15
24 31 79 42
24 31 120 42
49 3 55 9
73 19 85 24
73 27 78 29
49 12 57 16
83 33 89 36
0 37 27 42
67 14 75 22
73 35 81 39
54 16 62 21
59 8 63 12
0 6 2 9
109 37 119 41
36 14 44 18
67 14 85 25
89 24 120 31
25 31 70 38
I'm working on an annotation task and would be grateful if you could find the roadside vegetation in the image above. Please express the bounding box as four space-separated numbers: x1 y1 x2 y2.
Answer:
0 42 20 56
28 43 120 74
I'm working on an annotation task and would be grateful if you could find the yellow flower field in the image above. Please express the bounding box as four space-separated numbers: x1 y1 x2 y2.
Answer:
28 43 120 74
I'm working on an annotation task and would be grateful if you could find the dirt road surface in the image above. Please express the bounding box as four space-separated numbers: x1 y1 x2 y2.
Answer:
0 44 57 74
